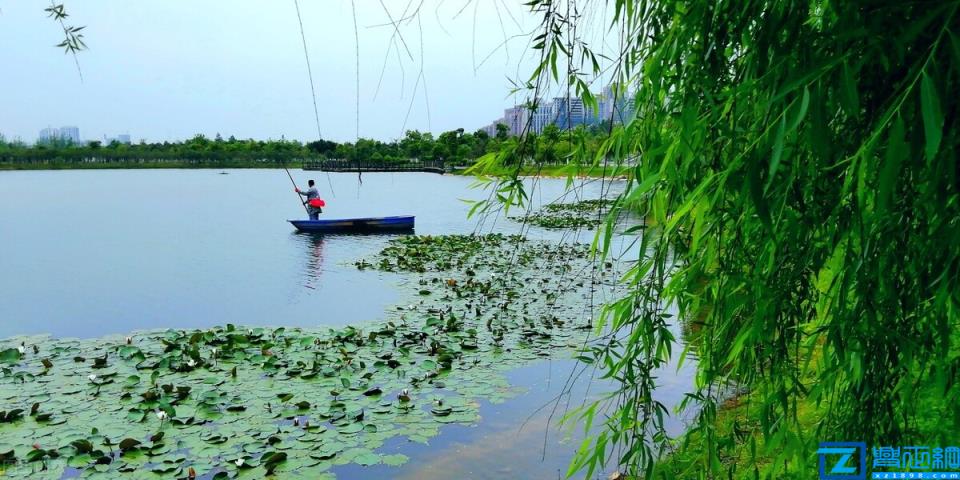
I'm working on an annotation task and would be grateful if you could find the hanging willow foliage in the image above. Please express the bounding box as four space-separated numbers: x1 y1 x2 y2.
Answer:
473 0 959 478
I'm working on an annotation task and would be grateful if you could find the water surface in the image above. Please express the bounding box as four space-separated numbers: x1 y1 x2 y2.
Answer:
0 169 619 339
0 169 693 479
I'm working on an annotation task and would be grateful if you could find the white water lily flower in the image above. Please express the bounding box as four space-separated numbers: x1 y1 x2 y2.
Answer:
88 374 97 382
235 458 244 467
156 410 168 421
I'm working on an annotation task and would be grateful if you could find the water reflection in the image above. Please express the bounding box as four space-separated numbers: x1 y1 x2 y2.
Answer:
331 340 697 479
293 233 325 290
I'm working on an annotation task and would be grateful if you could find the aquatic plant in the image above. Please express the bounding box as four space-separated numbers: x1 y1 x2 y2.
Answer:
512 199 616 229
0 234 613 478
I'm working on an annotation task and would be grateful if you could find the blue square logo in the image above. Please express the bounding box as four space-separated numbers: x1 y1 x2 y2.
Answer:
817 442 867 480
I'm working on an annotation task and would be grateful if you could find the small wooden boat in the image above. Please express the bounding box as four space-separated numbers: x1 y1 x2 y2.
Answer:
288 215 415 233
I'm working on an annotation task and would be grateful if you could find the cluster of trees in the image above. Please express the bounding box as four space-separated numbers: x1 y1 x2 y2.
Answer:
0 123 610 169
0 134 316 169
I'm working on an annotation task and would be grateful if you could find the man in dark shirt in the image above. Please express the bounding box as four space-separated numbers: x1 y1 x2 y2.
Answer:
295 179 322 220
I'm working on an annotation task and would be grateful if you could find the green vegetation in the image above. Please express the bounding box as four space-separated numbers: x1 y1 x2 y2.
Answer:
0 234 612 479
0 135 318 170
469 0 960 478
0 124 619 172
512 199 616 230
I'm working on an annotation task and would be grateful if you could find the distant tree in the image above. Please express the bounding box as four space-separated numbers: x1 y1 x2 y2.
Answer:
306 139 337 155
494 123 509 141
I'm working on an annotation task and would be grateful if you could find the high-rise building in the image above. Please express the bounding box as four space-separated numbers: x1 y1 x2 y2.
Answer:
480 121 500 137
530 101 553 134
595 85 615 124
551 97 585 130
596 84 635 125
38 127 60 143
59 126 80 144
104 133 132 144
503 106 529 137
478 85 635 136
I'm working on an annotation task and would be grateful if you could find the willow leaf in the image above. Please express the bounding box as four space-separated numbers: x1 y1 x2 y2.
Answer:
878 116 906 213
920 71 943 163
765 116 786 193
840 62 859 118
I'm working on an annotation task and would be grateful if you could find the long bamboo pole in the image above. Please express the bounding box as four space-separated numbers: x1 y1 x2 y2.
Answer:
284 166 310 215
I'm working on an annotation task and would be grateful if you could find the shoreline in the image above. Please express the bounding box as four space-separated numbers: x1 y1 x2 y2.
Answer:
1 164 631 180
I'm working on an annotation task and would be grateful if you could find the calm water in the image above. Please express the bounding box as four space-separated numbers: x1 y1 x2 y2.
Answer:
0 169 619 339
0 169 693 479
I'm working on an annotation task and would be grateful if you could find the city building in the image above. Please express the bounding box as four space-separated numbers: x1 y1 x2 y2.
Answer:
480 120 507 138
503 106 529 137
550 96 585 130
476 84 634 136
597 84 635 125
60 126 80 144
104 133 132 145
530 101 554 134
37 126 81 144
38 127 60 144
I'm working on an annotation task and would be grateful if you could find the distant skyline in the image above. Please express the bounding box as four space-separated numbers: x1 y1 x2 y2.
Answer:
0 1 587 143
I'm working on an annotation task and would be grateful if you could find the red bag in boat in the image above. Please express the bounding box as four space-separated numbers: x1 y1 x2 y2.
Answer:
308 198 326 208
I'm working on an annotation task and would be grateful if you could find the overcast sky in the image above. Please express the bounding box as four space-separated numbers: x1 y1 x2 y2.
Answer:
0 1 553 143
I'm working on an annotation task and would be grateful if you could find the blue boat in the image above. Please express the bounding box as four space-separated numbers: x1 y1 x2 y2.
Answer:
288 215 415 233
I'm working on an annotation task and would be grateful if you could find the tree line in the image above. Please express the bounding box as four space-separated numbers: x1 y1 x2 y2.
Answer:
0 123 605 169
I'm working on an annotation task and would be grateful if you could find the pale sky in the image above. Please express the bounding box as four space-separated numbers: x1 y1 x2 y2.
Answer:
0 1 555 143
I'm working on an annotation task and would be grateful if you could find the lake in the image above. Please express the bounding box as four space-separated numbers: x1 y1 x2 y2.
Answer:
0 169 694 479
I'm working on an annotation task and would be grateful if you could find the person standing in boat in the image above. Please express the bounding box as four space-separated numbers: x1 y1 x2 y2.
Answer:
295 179 323 220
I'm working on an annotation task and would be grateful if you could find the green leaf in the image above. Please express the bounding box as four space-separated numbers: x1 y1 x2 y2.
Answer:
878 116 906 213
950 31 960 71
119 438 141 451
787 87 810 133
0 348 20 364
765 116 787 193
381 453 408 467
354 452 381 466
920 71 943 163
840 62 859 118
68 453 93 468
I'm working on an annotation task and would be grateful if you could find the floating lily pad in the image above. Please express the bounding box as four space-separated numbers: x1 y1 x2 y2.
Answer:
0 234 616 479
